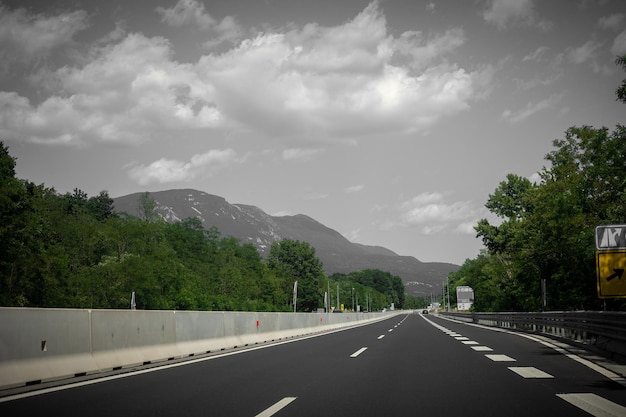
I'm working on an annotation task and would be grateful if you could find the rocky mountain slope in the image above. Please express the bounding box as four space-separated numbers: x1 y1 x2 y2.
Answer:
113 189 459 297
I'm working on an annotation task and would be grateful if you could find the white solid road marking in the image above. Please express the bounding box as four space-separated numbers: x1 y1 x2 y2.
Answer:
350 347 368 358
471 346 493 351
508 367 554 378
557 393 626 417
485 354 516 362
255 397 297 417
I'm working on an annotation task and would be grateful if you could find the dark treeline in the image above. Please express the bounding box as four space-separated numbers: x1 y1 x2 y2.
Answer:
0 143 417 311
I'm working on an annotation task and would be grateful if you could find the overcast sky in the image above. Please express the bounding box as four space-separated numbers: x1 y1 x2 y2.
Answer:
1 0 625 265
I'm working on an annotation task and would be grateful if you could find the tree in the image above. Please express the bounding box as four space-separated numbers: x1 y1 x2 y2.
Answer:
87 191 115 221
330 269 406 310
616 55 626 103
267 239 324 312
473 126 626 311
138 192 159 222
0 142 30 305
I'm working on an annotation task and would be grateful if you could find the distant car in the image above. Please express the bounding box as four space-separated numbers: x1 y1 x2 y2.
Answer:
421 309 429 314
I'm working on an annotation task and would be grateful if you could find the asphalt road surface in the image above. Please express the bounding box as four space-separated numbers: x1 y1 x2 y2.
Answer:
1 313 625 416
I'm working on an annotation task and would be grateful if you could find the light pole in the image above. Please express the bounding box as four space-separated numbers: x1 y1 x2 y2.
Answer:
327 280 330 313
446 277 450 311
293 281 297 313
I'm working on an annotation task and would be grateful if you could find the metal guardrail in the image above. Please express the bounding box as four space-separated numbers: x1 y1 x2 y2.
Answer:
440 311 626 361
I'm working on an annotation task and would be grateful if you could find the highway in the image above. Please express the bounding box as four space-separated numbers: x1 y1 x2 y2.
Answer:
1 313 625 416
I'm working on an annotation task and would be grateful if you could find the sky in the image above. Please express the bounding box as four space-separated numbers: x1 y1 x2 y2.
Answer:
1 0 625 265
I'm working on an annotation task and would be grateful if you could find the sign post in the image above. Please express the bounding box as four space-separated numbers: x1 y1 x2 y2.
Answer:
595 225 626 299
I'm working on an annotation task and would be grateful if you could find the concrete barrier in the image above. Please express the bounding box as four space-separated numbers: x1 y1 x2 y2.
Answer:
0 308 99 388
0 307 402 390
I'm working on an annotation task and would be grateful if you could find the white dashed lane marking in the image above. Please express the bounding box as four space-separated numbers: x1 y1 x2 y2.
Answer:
557 393 626 417
350 347 368 358
471 346 493 351
485 354 516 362
508 367 553 379
255 397 297 417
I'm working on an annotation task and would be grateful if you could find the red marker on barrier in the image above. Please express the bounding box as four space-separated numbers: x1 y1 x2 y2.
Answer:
256 320 259 328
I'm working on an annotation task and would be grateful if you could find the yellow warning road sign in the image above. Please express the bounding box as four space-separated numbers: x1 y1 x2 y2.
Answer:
596 250 626 298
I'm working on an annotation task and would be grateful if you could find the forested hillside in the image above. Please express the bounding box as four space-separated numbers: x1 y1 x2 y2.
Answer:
0 143 418 311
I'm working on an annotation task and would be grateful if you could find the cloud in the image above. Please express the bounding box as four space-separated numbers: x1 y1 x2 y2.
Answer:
380 192 483 235
1 1 492 148
522 46 549 62
127 148 240 185
482 0 551 31
197 1 490 140
567 40 603 65
502 93 562 123
393 28 466 70
611 30 626 56
0 5 88 75
345 184 365 193
282 148 324 161
1 33 221 145
344 228 361 242
598 13 625 31
566 40 613 74
155 0 242 47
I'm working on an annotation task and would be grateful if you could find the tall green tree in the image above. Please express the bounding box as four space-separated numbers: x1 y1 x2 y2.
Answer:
0 143 31 305
267 239 324 312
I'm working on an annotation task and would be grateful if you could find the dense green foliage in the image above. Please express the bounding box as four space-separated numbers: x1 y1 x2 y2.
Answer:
267 239 324 312
0 143 409 311
329 269 407 311
616 55 626 103
451 125 626 311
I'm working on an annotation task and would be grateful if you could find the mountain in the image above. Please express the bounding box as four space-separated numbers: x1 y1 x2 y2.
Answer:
112 189 459 297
